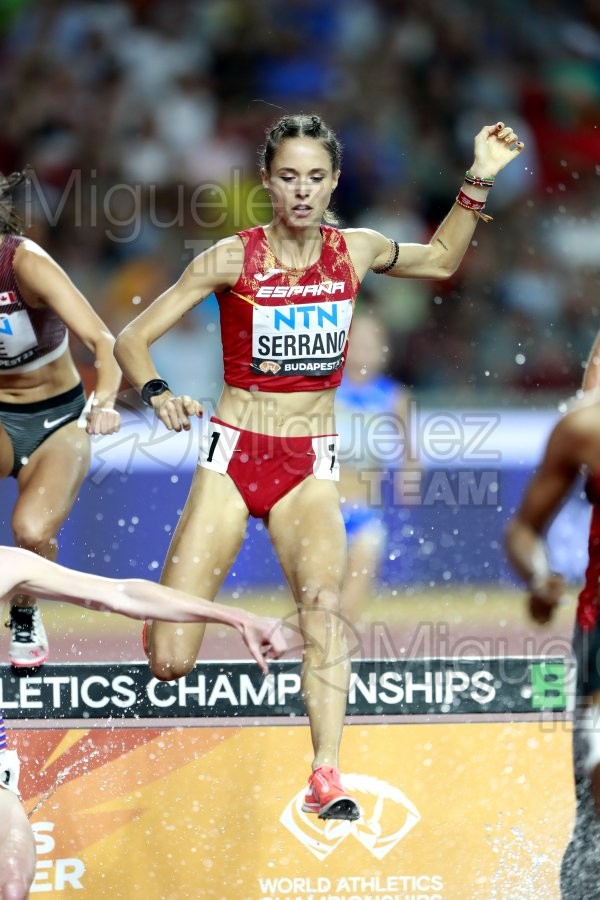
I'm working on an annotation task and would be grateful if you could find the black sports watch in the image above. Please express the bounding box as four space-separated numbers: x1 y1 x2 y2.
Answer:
141 378 170 407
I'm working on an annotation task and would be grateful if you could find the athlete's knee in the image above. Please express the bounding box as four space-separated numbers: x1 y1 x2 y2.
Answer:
298 586 349 664
148 649 197 682
146 624 201 680
11 515 58 553
298 585 342 615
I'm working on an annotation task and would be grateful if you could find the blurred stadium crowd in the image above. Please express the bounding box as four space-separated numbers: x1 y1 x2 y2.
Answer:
0 0 599 405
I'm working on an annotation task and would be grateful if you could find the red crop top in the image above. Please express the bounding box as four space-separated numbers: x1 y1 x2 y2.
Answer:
215 225 360 392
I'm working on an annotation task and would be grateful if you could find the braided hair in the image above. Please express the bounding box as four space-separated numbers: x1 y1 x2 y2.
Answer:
259 115 342 224
259 114 342 173
0 170 28 236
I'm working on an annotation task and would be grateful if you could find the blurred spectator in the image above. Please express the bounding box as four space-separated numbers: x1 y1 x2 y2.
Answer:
1 0 599 404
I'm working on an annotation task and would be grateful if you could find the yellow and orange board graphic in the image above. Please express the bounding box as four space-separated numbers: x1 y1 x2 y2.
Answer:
11 721 573 899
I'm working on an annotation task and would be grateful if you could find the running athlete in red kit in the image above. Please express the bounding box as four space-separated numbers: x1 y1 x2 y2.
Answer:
115 114 524 820
0 172 121 669
505 372 600 894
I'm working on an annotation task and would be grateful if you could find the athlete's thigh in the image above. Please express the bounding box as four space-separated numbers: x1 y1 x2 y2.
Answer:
14 422 91 528
162 465 250 595
151 466 250 651
0 423 14 480
267 477 347 602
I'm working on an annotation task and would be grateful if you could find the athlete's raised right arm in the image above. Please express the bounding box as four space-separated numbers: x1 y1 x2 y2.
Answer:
114 237 243 429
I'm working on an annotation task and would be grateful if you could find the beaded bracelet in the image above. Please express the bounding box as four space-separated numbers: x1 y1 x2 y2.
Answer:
372 239 400 274
456 189 493 223
464 170 495 188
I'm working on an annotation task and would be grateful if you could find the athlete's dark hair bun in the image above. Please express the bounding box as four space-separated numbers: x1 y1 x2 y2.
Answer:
259 114 341 173
0 170 29 235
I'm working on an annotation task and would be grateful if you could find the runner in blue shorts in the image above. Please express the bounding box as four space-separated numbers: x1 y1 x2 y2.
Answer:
336 312 419 627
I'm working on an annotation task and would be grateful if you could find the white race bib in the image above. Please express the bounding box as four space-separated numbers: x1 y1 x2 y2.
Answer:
0 750 20 796
198 420 241 473
251 299 353 377
312 434 340 481
0 309 38 363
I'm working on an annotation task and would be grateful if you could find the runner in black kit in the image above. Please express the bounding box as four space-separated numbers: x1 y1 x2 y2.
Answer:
0 172 121 668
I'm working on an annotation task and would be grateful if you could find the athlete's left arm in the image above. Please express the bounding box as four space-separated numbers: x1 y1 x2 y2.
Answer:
13 241 121 435
346 123 524 280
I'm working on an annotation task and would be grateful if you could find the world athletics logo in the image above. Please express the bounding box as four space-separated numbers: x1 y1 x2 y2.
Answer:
280 774 420 860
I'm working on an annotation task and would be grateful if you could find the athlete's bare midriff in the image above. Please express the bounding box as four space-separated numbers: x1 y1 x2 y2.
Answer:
0 351 81 404
215 381 336 436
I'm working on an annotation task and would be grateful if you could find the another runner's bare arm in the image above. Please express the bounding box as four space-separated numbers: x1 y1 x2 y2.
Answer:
345 123 524 281
0 547 287 672
14 241 122 429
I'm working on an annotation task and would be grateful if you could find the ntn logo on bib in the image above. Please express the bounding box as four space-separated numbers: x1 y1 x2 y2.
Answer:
252 298 353 377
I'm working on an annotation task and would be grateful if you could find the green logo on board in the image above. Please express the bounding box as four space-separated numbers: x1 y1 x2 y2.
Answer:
530 661 567 711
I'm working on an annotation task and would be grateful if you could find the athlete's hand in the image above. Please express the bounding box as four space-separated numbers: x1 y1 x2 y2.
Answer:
152 393 203 432
527 572 567 625
86 405 121 436
240 614 288 675
471 122 525 177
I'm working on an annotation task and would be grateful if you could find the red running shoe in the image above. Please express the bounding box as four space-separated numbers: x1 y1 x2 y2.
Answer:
302 765 360 820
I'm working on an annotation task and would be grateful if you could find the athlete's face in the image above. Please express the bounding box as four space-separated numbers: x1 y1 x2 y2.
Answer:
262 138 339 227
